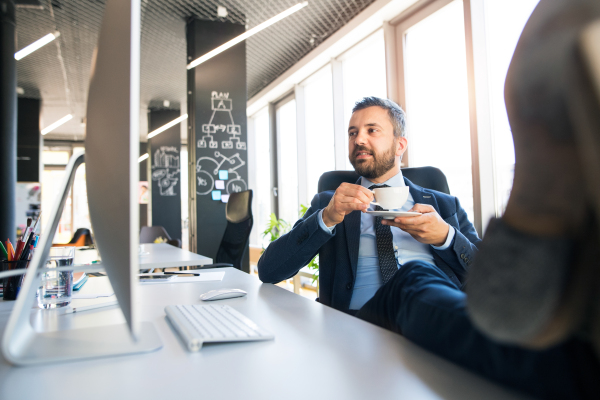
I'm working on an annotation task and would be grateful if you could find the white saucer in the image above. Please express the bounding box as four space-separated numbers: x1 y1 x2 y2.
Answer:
366 211 421 219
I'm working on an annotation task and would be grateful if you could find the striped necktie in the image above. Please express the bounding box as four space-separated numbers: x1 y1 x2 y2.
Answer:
369 184 398 284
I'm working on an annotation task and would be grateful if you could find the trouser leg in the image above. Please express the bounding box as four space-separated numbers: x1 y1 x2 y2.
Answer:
356 261 600 400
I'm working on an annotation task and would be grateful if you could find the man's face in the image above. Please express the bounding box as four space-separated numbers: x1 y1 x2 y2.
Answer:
348 106 407 180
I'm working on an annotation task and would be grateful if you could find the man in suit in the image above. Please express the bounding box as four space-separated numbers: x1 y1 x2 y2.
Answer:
355 1 600 398
258 96 480 313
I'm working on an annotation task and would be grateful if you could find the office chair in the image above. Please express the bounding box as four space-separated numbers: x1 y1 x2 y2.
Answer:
318 166 450 194
51 228 94 247
140 226 182 248
192 190 253 271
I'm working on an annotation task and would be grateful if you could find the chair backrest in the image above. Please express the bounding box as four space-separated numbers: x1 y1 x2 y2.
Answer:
140 226 172 243
69 228 94 245
317 167 450 194
216 190 253 270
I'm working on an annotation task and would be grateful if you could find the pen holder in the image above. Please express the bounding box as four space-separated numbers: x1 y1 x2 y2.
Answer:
2 260 29 301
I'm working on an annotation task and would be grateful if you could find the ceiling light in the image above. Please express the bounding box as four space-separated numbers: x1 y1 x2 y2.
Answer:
187 2 308 70
15 31 60 60
41 114 72 135
138 153 149 163
147 114 188 139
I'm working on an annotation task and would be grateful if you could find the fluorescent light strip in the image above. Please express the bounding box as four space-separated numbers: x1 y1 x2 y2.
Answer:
41 114 73 135
15 32 60 60
138 153 149 163
187 2 308 70
147 114 188 139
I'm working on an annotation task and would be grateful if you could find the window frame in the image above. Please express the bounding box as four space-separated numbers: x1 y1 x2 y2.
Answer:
387 0 496 236
273 93 300 221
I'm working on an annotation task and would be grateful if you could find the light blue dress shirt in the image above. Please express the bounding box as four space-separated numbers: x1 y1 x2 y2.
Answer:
317 170 455 310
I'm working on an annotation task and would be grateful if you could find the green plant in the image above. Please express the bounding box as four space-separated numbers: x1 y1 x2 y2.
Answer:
299 204 319 283
262 213 290 245
262 205 319 284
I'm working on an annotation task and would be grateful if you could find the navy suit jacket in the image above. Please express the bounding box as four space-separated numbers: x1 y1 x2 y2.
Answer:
258 177 481 311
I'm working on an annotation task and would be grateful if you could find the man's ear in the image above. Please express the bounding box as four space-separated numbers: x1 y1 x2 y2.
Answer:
395 137 408 157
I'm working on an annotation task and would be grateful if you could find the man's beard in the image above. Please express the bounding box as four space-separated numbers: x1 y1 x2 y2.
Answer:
349 141 397 180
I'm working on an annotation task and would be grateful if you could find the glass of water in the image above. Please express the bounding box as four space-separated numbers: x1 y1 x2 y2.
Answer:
37 247 75 309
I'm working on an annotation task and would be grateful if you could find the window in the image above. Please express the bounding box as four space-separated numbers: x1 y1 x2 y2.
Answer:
249 108 272 249
72 165 90 231
41 169 72 243
41 146 91 244
403 0 474 221
42 150 70 165
484 0 539 215
276 98 299 225
302 67 335 204
340 30 388 170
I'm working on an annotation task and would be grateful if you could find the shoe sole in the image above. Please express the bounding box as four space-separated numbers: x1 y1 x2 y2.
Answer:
571 21 600 355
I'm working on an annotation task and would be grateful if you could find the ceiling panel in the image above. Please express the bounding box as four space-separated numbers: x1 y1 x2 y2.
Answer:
15 0 376 140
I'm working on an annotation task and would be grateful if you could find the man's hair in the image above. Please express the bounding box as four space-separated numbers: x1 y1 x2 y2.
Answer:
352 97 406 138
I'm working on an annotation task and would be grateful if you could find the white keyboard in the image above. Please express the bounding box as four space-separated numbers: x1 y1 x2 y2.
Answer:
165 304 274 352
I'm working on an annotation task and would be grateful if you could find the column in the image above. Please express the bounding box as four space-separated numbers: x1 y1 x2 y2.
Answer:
187 19 249 271
148 109 182 242
0 0 16 243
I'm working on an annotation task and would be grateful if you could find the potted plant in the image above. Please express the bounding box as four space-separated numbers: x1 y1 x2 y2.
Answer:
262 205 319 283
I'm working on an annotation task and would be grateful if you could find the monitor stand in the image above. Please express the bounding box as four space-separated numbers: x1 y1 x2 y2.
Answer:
1 154 162 366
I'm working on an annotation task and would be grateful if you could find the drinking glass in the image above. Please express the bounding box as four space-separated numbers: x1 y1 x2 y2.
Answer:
37 247 74 309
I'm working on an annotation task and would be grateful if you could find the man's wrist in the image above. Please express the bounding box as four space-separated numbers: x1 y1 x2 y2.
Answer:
322 208 337 227
318 209 336 233
431 225 455 250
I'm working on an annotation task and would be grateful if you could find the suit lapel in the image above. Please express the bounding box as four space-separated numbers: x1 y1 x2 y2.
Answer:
405 177 439 210
344 210 361 280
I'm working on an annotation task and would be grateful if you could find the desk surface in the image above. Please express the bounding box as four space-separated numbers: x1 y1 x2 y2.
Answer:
75 243 213 269
0 269 526 400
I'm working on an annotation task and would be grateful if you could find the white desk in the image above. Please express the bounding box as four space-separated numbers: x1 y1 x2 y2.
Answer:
75 243 213 269
0 269 526 400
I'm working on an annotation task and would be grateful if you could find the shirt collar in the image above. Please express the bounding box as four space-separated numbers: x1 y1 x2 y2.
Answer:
360 169 405 189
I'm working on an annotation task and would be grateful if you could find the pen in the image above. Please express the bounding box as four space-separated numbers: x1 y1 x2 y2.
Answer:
20 245 34 262
0 241 7 260
6 240 14 262
14 240 24 261
65 300 118 314
19 237 34 261
20 229 34 257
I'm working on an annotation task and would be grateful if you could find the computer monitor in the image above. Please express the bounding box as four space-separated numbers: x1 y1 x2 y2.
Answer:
1 0 162 366
85 0 141 335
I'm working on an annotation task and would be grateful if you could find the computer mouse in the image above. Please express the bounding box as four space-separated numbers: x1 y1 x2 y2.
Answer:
199 289 247 301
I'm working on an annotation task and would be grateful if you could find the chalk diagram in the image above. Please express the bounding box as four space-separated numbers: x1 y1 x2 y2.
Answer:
196 151 247 196
197 92 246 150
152 146 180 196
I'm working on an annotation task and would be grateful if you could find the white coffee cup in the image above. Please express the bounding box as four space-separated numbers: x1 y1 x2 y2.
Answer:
370 186 410 210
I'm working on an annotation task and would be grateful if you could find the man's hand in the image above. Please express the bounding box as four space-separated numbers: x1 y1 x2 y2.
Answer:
382 203 449 246
322 183 374 227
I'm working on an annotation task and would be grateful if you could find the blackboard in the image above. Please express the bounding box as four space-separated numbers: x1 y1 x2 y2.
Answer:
17 98 41 183
187 19 249 271
148 109 182 242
